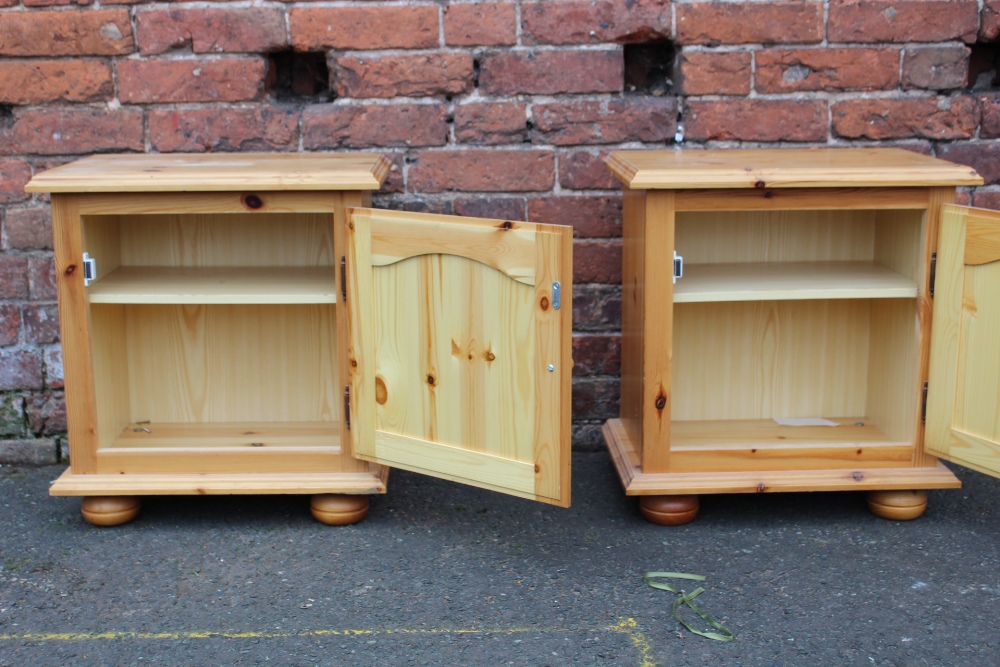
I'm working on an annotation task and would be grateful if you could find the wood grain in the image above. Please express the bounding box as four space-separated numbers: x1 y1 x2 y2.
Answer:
607 148 982 190
26 153 392 193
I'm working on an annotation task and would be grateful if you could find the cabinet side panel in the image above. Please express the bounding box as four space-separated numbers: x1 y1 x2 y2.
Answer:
673 300 870 421
90 305 132 449
125 304 337 423
866 299 919 444
619 188 646 454
52 195 99 473
641 191 675 473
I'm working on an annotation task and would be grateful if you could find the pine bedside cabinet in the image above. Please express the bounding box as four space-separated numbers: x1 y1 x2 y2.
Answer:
601 148 1000 525
26 154 573 526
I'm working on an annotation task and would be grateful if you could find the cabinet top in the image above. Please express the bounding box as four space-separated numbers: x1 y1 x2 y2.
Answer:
606 148 983 190
25 153 393 193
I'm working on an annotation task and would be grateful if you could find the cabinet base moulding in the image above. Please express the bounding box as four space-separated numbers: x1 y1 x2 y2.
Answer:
49 467 389 497
603 419 961 495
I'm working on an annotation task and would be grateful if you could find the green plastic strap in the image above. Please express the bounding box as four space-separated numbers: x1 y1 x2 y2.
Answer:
643 571 735 642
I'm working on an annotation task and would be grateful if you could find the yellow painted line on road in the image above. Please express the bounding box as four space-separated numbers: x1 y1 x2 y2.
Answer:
0 617 657 666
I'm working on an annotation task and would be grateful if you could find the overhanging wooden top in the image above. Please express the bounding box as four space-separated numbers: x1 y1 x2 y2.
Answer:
25 152 392 193
606 148 983 190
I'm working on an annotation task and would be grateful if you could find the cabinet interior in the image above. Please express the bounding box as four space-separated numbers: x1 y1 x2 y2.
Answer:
671 208 925 461
82 213 341 464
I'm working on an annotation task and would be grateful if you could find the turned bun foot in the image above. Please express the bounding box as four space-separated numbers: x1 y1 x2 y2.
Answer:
639 495 699 526
80 496 141 526
867 490 928 521
310 494 369 525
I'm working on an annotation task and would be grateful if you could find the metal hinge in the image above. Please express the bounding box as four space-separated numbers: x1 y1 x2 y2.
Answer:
673 251 684 284
83 252 96 287
552 282 561 310
344 385 351 430
922 381 929 424
929 253 937 297
341 256 347 302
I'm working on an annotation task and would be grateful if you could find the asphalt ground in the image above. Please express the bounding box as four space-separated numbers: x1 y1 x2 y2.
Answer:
1 453 998 666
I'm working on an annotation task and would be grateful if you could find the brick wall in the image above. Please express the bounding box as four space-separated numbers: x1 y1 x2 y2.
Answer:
2 0 998 463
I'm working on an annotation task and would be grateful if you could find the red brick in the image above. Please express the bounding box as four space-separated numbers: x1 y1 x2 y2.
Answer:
119 58 265 103
686 99 827 142
445 3 517 46
981 95 1000 138
25 394 66 436
755 48 899 93
455 102 527 145
0 257 28 299
574 239 622 284
559 151 620 190
0 349 42 391
44 347 63 389
0 109 143 156
22 305 59 345
304 104 448 149
151 107 298 153
0 60 113 105
332 54 473 98
829 0 979 44
291 6 438 51
28 256 57 301
138 8 286 55
532 98 676 145
522 0 670 45
479 49 623 95
677 1 823 45
4 208 52 251
528 196 622 238
832 97 979 140
678 51 751 95
0 305 20 347
0 0 19 6
0 160 31 204
453 197 526 221
982 0 1000 40
0 10 134 56
973 190 1000 210
409 150 555 193
572 334 621 377
573 284 620 331
938 142 1000 185
902 46 970 90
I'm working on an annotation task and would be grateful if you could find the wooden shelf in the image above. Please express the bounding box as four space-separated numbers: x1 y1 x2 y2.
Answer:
670 417 897 449
87 267 336 304
104 421 340 449
673 261 918 303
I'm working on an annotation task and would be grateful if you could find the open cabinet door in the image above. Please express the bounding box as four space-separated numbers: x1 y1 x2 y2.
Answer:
345 208 573 507
926 204 1000 478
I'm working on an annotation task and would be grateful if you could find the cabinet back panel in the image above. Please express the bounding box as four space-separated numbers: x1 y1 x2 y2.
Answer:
122 304 338 423
371 254 537 463
676 210 876 263
116 213 334 267
672 300 871 421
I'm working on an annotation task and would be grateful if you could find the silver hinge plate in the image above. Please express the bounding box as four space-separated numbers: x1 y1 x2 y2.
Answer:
552 281 561 310
83 252 96 287
344 386 351 430
929 252 937 298
673 251 684 284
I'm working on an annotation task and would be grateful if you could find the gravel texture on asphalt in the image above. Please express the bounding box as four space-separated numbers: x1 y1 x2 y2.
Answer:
1 453 998 666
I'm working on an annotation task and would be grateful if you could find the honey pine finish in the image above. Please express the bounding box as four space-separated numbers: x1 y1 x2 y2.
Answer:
601 148 1000 525
26 154 573 526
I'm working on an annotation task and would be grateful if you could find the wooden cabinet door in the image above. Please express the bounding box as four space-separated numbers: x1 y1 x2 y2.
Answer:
926 204 1000 477
345 208 573 507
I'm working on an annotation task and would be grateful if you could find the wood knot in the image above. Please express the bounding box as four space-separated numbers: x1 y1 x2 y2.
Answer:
250 442 264 447
242 194 263 209
484 351 496 362
540 296 550 311
426 374 436 387
375 376 388 405
754 180 766 189
654 394 666 410
65 264 76 276
500 220 513 230
852 471 865 482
